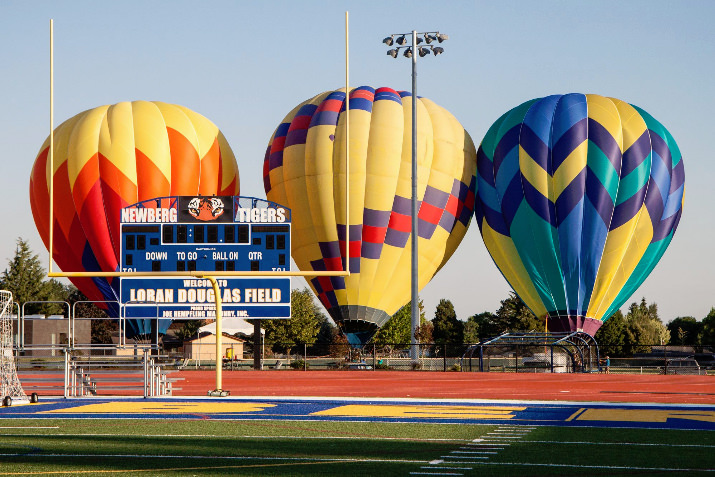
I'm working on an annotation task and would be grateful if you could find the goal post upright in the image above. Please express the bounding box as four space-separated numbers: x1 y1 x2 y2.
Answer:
48 18 54 276
203 276 227 396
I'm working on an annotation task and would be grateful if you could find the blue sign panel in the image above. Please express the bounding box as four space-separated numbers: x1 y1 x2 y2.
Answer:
120 196 291 320
122 277 291 320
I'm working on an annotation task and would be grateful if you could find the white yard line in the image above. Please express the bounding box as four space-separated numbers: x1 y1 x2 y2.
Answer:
471 461 715 472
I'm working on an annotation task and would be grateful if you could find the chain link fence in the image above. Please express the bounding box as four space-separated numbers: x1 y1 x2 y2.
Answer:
209 342 714 374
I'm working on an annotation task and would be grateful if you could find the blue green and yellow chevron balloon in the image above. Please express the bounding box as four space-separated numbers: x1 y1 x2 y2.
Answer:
475 94 684 335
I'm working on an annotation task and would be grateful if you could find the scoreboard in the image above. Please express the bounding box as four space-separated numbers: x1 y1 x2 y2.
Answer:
120 196 291 320
121 196 290 273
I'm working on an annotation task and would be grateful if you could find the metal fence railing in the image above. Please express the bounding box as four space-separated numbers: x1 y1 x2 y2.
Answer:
218 342 714 374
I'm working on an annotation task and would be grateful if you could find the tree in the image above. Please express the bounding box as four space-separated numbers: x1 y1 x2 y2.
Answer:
263 288 322 353
372 299 427 346
314 314 338 344
174 320 205 342
0 238 70 315
373 305 411 345
494 292 542 333
667 316 703 346
595 310 627 356
464 311 497 343
432 298 463 344
307 314 344 355
414 320 434 344
701 308 715 348
623 298 669 353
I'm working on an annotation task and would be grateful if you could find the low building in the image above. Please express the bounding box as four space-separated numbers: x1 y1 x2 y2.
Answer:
18 316 91 357
183 332 244 362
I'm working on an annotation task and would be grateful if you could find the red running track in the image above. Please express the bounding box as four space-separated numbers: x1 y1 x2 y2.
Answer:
173 370 715 404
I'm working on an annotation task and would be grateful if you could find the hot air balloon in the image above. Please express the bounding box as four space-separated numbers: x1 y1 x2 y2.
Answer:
264 86 476 344
475 94 684 335
29 101 240 338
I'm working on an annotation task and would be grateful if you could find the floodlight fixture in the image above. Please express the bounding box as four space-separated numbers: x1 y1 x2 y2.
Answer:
418 47 430 57
424 34 437 44
387 49 398 58
403 47 412 58
432 46 444 56
383 36 394 46
437 33 449 43
396 35 407 45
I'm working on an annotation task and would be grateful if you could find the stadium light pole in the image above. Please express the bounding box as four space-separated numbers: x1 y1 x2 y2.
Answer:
383 30 447 360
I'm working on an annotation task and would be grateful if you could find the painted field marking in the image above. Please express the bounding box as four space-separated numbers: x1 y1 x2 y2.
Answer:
523 439 715 449
470 461 715 473
420 424 533 475
566 407 587 421
311 404 526 419
40 401 276 414
573 408 715 423
0 453 428 475
0 426 58 429
410 472 464 475
9 398 713 429
420 467 473 470
443 454 489 459
0 432 471 444
470 438 509 445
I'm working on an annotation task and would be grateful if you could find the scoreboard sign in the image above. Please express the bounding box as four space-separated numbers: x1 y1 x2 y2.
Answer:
120 196 291 320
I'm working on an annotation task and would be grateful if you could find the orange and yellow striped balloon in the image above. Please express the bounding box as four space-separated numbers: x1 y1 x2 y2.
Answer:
29 101 239 323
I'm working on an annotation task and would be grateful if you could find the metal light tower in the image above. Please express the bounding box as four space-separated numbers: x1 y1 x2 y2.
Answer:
383 31 447 360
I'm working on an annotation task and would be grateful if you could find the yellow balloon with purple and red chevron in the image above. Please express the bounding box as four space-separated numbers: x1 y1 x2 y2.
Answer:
264 86 476 344
475 94 685 335
29 101 240 336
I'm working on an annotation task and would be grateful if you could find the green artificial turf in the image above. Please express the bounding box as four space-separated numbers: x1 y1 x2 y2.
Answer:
0 419 712 476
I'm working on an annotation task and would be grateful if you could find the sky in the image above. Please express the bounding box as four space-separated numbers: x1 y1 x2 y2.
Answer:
1 1 713 325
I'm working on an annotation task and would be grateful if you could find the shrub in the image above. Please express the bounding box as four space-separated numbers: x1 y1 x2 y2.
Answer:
290 359 308 370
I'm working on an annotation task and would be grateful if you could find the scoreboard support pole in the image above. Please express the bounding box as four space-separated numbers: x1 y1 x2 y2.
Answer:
205 276 230 397
253 320 262 370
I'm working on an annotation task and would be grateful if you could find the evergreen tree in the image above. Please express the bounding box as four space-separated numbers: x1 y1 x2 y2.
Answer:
432 298 463 344
0 238 69 315
464 311 498 343
595 310 627 356
494 291 542 333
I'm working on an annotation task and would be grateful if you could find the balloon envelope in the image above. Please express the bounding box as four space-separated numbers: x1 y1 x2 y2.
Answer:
29 101 240 337
475 94 684 335
264 86 476 344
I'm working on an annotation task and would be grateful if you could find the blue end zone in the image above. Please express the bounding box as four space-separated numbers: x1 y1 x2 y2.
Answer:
2 397 713 431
